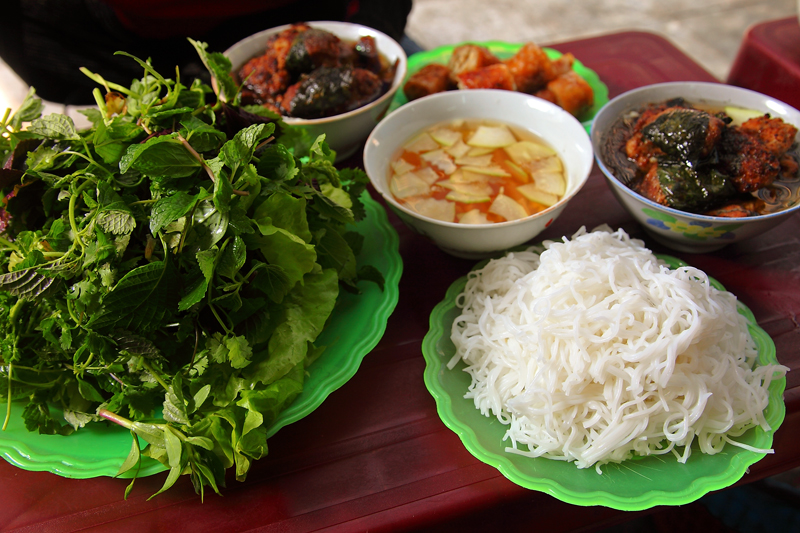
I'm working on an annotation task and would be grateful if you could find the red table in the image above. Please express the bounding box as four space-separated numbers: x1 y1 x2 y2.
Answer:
727 17 800 110
3 31 800 532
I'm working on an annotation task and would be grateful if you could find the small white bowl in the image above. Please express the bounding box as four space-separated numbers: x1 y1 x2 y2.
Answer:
364 89 594 259
224 21 407 162
592 82 800 253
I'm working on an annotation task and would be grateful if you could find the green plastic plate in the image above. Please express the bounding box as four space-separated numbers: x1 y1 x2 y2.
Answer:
388 41 610 133
422 254 786 510
0 194 402 479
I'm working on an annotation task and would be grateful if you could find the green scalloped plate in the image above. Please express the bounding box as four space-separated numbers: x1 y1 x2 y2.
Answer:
388 41 609 133
422 254 786 511
0 194 402 479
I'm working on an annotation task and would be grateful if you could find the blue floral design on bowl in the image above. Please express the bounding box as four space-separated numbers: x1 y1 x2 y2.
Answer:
642 208 743 241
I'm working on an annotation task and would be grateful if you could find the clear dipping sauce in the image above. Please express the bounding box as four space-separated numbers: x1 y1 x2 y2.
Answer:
388 119 566 224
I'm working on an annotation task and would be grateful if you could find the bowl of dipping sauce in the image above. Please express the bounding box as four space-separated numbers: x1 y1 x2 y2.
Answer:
224 21 407 162
363 89 594 258
592 82 800 253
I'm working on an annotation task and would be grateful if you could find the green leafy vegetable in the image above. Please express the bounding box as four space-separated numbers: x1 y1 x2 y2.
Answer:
0 41 382 498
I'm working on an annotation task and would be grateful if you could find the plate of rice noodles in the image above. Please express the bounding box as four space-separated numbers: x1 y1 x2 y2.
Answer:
422 226 787 510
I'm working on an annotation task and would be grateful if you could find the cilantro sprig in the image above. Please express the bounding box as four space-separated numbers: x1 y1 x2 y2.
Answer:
0 42 381 498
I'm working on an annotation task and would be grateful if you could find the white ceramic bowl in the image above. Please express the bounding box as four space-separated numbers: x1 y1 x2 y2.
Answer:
364 89 594 258
592 82 800 253
223 21 407 162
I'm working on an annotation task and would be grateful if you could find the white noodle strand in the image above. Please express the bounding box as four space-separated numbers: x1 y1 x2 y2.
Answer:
449 226 788 469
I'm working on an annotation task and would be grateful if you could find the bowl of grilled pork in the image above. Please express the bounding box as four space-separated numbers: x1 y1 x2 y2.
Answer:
592 82 800 253
224 21 407 162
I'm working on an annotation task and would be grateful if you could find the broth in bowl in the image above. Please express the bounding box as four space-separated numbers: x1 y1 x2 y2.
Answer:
389 119 567 224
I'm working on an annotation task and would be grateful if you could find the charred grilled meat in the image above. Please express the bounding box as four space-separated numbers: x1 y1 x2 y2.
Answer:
602 98 799 216
236 23 396 119
284 27 342 75
718 115 798 193
281 67 383 119
238 24 309 105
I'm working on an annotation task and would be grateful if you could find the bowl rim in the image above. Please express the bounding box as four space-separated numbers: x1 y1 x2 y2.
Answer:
591 81 800 223
222 20 408 125
364 89 594 229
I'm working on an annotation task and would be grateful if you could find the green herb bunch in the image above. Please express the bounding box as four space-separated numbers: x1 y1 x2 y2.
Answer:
0 40 382 498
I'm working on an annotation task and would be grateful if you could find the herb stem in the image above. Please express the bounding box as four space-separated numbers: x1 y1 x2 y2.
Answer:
98 408 133 430
207 302 232 335
0 236 18 252
3 363 11 431
176 133 249 196
68 179 94 253
191 105 213 117
66 297 82 326
1 107 11 129
141 359 170 391
177 133 216 184
62 151 113 177
255 136 275 151
80 68 134 96
137 118 153 136
108 373 126 387
5 364 61 373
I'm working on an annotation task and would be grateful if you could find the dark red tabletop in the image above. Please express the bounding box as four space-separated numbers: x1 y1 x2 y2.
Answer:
3 30 800 533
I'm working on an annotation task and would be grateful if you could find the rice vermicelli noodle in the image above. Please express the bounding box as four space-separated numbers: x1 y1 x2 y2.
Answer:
449 226 788 471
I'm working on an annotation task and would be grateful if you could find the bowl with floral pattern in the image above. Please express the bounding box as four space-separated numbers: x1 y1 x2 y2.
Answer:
591 82 800 253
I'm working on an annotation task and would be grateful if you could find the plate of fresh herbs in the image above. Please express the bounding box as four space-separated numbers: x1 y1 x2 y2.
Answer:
0 40 401 498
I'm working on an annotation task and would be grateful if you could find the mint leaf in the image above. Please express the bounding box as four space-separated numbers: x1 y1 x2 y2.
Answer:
212 166 234 214
189 39 238 102
163 376 191 425
180 116 226 152
28 114 80 141
120 134 200 178
177 246 218 311
220 123 273 180
255 143 298 182
96 209 136 235
217 236 246 280
93 118 143 165
9 88 44 129
150 191 197 235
